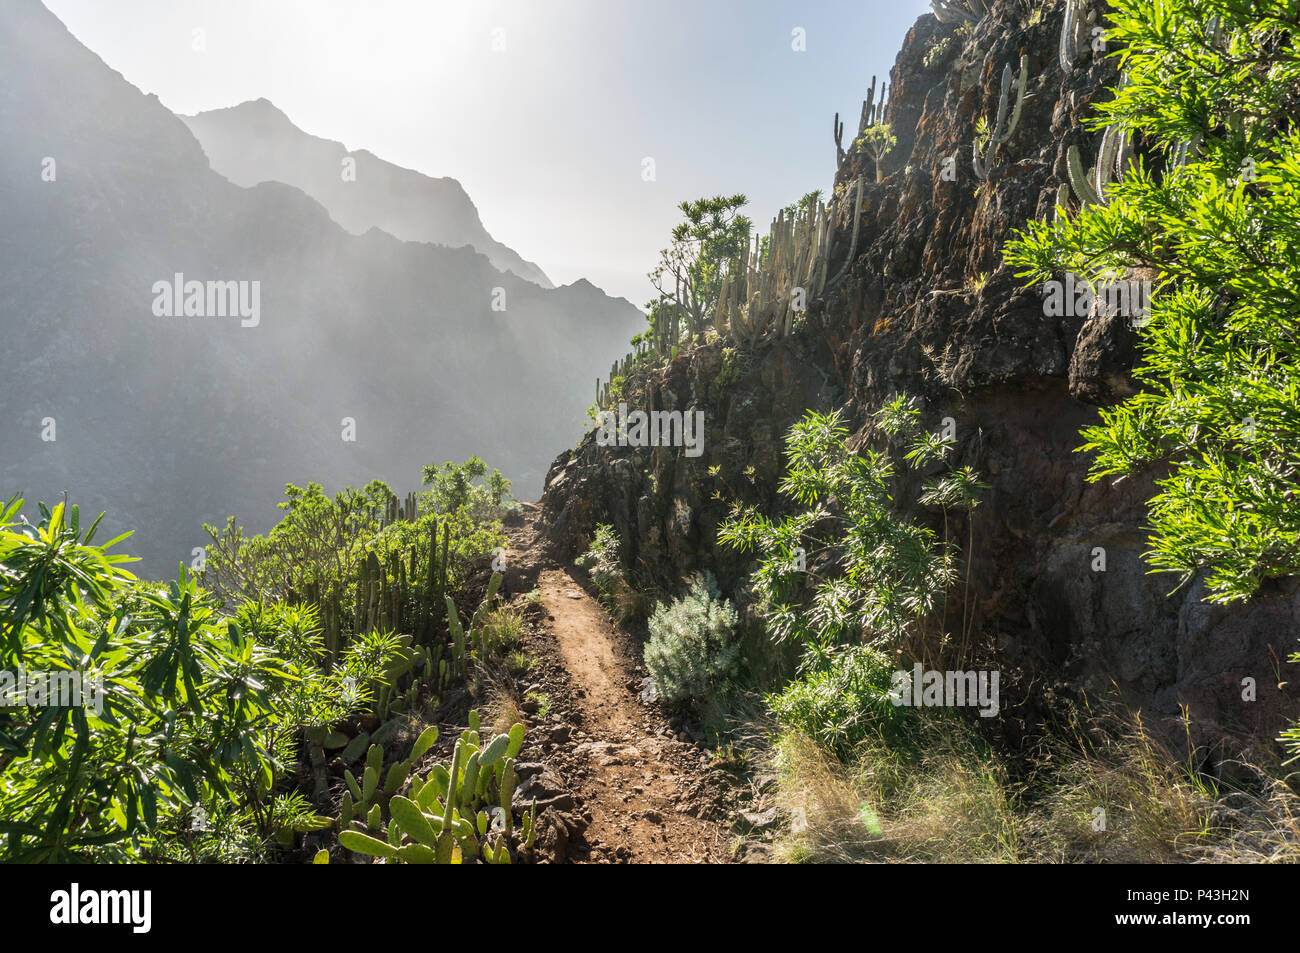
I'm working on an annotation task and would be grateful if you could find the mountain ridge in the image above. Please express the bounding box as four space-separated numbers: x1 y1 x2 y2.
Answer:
1 0 642 576
180 97 555 289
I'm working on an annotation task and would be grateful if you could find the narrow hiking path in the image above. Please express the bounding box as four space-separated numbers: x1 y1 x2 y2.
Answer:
500 510 737 863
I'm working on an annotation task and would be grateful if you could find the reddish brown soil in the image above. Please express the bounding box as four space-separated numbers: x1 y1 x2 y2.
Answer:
500 509 734 864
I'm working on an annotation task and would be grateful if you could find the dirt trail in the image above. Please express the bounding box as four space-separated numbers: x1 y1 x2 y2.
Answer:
503 513 734 863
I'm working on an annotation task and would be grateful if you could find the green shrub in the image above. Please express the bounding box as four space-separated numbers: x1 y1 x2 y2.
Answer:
719 402 983 652
643 572 741 711
574 524 624 599
766 644 907 757
477 606 523 655
0 497 397 863
1004 0 1300 604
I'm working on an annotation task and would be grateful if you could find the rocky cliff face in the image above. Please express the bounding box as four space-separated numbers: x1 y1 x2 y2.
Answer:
537 0 1300 760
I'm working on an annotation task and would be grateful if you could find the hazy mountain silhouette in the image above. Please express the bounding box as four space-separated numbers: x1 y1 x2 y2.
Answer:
0 0 642 577
181 99 554 289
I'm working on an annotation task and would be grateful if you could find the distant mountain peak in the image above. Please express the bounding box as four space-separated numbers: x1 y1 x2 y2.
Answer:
181 101 555 289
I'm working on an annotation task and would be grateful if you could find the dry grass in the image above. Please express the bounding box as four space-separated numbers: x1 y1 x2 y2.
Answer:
1026 711 1300 864
608 578 652 627
487 689 526 737
772 717 1020 863
769 709 1300 864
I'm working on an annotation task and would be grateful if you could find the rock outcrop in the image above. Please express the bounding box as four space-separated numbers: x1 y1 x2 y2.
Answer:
537 0 1300 760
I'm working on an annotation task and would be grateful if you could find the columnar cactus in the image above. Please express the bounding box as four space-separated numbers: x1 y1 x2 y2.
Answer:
1059 0 1095 73
826 175 865 289
857 75 889 137
718 192 834 347
973 53 1030 180
1066 121 1135 207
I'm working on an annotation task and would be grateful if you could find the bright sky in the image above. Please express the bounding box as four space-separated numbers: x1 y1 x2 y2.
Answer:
44 0 932 306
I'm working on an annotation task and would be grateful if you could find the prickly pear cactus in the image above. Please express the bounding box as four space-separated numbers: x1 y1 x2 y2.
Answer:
336 712 532 864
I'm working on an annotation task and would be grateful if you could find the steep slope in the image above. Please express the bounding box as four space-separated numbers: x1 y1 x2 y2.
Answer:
0 0 641 576
180 99 554 289
534 1 1300 760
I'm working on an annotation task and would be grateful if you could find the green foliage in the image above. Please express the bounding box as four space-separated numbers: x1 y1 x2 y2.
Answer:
719 402 983 655
338 713 529 864
420 455 515 520
0 498 391 862
524 690 552 720
201 480 393 606
923 34 954 69
475 606 523 656
766 644 907 757
643 572 742 711
444 571 507 668
716 347 742 389
855 124 897 183
782 190 823 221
234 601 398 731
1004 0 1300 603
648 194 752 345
575 524 624 600
204 474 505 655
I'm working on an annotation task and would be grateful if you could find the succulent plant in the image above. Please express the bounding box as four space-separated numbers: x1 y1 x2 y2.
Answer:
1066 121 1135 207
717 187 838 348
1059 0 1100 73
337 712 530 864
973 53 1030 181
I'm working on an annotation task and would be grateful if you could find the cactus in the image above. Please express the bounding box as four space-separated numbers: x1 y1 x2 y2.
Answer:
461 752 483 813
973 54 1029 181
338 715 530 863
507 722 526 759
521 800 537 853
446 594 466 669
389 795 439 846
827 175 866 290
717 190 836 347
499 757 518 835
468 572 503 655
1059 0 1099 73
1053 182 1071 222
857 75 889 137
412 724 439 761
344 769 363 803
384 761 409 796
339 829 395 858
479 731 510 765
1067 121 1135 207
